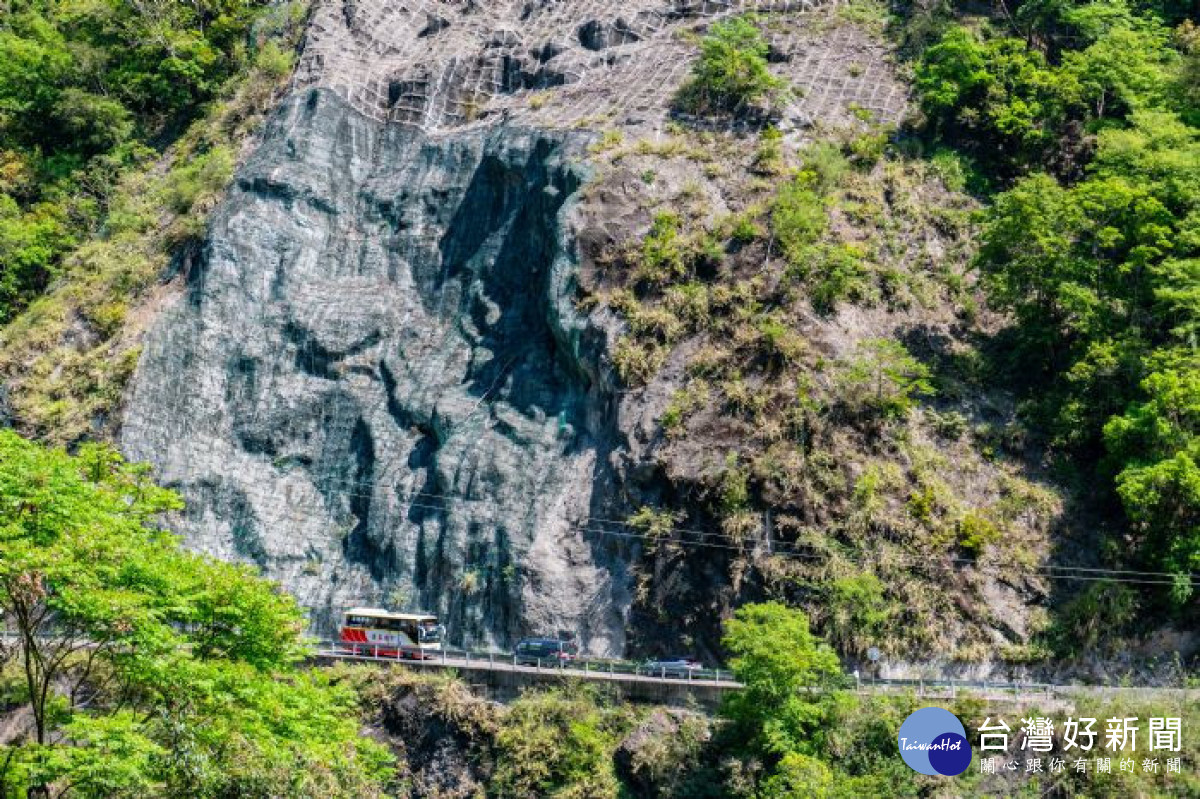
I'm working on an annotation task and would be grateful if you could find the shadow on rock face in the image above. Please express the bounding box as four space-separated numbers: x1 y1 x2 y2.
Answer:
121 88 632 655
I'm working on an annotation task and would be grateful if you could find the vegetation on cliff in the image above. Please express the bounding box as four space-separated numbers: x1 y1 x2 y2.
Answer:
584 0 1200 665
584 13 1058 663
0 0 307 443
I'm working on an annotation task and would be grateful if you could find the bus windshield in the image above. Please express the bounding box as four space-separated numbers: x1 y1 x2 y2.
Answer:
418 622 441 643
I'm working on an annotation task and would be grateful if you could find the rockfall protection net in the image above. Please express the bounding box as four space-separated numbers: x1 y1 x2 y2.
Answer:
293 0 909 135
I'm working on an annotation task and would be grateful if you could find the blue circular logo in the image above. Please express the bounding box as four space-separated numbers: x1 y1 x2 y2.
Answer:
897 707 972 776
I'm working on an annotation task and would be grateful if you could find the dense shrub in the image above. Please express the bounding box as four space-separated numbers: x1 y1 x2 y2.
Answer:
675 17 783 116
0 0 290 323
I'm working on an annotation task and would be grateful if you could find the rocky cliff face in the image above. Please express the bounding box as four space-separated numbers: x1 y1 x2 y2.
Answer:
120 0 1005 664
121 0 887 653
121 87 634 649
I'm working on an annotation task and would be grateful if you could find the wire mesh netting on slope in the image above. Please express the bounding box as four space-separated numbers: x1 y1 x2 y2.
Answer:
293 0 909 134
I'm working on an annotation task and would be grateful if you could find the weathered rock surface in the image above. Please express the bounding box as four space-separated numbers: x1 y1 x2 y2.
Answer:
122 88 632 650
119 0 913 655
294 0 906 135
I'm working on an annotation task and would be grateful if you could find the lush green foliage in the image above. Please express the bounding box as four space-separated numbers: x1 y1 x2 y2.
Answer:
721 602 842 758
675 16 783 115
912 1 1200 613
0 431 392 797
0 0 295 324
915 8 1185 178
717 603 925 797
0 2 304 444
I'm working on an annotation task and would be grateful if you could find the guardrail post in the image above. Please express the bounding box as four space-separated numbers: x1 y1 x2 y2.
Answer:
950 678 956 699
441 647 446 664
608 661 613 675
489 652 494 667
919 678 924 698
465 649 470 665
372 645 378 660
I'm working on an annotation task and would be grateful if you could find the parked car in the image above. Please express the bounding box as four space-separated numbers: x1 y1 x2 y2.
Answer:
514 637 578 666
643 657 703 678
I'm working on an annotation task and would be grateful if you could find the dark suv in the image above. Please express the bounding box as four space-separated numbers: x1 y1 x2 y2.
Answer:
514 637 578 666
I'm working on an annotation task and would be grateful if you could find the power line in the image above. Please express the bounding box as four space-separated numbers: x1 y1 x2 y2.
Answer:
253 474 1200 582
265 479 1199 589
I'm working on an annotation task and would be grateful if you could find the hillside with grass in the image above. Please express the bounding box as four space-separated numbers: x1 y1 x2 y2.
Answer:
0 0 1198 795
568 1 1199 673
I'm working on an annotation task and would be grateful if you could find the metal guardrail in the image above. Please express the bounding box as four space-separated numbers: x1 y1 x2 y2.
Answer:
315 641 739 684
312 641 1200 702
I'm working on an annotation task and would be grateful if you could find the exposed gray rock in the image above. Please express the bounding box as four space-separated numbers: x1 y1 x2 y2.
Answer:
578 18 641 51
118 0 913 660
121 88 632 653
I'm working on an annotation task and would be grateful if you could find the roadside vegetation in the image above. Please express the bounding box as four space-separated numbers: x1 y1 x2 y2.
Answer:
347 602 1199 798
0 431 393 797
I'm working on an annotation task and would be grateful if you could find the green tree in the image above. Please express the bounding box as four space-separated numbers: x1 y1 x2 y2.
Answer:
721 602 842 757
835 339 934 420
1104 361 1200 596
915 17 1179 176
758 752 833 799
676 16 782 115
0 431 393 797
915 26 1071 170
919 1 1200 615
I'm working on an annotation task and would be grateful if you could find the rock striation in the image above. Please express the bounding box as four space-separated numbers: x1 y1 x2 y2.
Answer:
122 87 631 650
120 0 908 653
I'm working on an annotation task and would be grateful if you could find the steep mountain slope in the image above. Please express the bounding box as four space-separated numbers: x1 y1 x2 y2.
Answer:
6 0 1123 668
121 93 630 648
118 0 948 655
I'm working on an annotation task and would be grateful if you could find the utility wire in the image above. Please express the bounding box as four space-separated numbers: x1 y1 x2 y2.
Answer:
264 478 1199 588
243 470 1200 583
